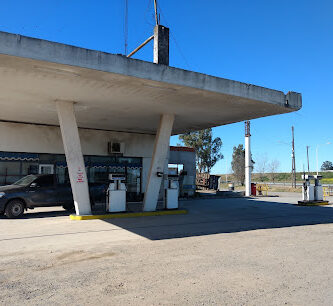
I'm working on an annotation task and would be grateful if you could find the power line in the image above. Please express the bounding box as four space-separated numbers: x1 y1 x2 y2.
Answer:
144 0 155 26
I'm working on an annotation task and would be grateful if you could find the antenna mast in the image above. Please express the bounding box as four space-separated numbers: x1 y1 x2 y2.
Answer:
154 0 159 25
124 0 128 55
126 0 169 65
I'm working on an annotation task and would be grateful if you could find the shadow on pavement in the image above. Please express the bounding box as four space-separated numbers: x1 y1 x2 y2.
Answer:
101 197 333 240
0 209 70 219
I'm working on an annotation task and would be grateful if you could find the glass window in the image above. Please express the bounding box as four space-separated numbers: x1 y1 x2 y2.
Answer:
22 163 39 175
13 175 38 186
126 168 141 193
90 156 116 164
0 161 21 184
89 167 108 183
109 166 125 174
56 167 70 185
118 157 141 164
35 175 54 187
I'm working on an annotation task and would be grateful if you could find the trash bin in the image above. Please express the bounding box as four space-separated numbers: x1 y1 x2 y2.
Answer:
228 183 234 191
251 183 256 196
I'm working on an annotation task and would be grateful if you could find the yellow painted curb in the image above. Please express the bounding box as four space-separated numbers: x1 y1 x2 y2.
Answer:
70 209 188 220
297 201 330 206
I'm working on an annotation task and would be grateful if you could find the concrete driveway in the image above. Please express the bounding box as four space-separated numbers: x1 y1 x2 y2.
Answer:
1 194 333 305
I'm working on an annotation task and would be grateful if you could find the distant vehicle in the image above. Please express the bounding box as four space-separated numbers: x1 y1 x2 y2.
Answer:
0 174 106 218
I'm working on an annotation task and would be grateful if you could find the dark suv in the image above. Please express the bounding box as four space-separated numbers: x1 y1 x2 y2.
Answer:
0 174 106 218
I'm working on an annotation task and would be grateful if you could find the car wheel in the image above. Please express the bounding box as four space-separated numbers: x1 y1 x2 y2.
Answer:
62 203 75 211
5 200 25 218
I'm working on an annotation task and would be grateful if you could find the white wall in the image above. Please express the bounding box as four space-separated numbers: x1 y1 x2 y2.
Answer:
0 121 156 191
0 122 155 157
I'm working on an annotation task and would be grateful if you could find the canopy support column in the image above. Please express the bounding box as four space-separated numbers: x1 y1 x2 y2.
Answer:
143 114 174 211
245 121 251 197
56 101 91 215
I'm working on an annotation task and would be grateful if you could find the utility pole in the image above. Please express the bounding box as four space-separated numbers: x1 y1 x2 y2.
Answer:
245 121 251 196
306 145 310 173
291 126 296 188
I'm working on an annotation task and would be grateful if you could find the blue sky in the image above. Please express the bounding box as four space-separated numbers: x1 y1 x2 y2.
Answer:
0 0 332 173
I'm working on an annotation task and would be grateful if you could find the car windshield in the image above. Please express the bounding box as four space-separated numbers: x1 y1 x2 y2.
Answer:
13 175 38 186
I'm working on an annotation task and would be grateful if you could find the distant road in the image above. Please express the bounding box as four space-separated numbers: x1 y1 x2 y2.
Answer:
255 182 333 187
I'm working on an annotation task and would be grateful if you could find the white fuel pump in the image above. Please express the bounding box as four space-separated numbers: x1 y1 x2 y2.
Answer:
314 175 324 201
107 173 126 212
302 174 314 201
299 174 327 205
165 174 179 209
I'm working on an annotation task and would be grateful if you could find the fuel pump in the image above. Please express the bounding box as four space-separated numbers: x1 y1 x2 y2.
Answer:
299 174 328 205
106 173 126 212
301 174 314 202
314 175 324 201
165 174 179 209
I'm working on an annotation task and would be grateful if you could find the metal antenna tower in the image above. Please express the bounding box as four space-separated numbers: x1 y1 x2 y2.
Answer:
291 126 296 188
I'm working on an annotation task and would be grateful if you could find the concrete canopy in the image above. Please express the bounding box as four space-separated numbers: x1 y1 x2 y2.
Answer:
0 31 301 135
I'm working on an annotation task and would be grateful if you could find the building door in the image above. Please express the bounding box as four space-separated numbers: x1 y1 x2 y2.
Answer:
39 164 54 174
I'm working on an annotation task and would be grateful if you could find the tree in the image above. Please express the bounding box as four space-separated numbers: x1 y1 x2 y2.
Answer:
256 154 268 182
231 144 245 185
179 128 223 173
321 161 333 171
268 159 280 183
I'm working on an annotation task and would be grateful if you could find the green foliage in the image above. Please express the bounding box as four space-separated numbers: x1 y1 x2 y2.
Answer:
231 144 255 185
251 171 333 183
179 128 223 173
231 144 245 185
321 178 333 184
321 161 333 171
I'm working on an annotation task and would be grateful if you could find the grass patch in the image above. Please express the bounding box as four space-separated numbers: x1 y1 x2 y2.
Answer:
321 178 333 184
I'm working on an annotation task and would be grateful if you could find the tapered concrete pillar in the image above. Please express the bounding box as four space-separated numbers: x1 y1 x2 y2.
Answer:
245 136 251 196
143 114 174 211
245 121 251 197
56 101 91 215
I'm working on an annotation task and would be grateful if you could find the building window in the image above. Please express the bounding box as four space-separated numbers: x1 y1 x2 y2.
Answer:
0 161 21 184
0 152 142 195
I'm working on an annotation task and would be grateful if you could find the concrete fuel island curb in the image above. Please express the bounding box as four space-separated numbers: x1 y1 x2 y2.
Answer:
70 209 188 220
297 201 330 206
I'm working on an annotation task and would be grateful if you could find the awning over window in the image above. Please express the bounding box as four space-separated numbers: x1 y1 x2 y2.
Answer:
55 161 141 169
0 152 39 161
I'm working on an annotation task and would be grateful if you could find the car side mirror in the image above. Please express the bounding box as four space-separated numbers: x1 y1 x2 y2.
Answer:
30 182 38 188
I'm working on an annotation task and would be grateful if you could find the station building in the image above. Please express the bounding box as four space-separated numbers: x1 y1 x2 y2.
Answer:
0 128 196 201
0 30 301 215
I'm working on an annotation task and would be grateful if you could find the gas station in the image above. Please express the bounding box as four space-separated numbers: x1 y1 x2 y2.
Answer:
0 30 302 216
